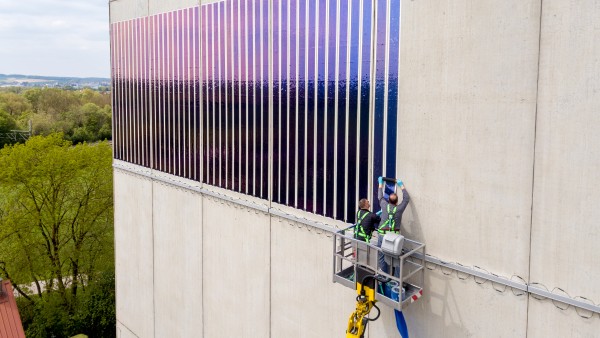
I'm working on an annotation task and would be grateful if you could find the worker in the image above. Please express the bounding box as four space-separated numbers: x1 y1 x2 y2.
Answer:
376 176 410 273
354 198 381 243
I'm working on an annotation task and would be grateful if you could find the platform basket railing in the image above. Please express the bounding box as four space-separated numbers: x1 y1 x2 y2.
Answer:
332 225 426 310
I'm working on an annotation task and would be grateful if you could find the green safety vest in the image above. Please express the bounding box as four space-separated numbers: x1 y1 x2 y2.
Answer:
378 204 398 234
354 210 370 242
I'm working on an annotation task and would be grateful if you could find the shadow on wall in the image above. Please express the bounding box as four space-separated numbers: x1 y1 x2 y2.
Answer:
389 201 471 337
403 200 425 245
402 271 471 338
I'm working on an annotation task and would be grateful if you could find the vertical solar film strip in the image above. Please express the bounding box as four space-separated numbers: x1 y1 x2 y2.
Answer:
110 21 119 160
370 0 400 211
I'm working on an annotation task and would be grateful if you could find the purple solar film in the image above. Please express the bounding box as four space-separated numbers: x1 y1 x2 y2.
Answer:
372 0 387 210
280 0 289 205
315 0 326 215
273 0 281 203
386 0 400 177
336 0 349 221
358 0 372 204
202 6 209 184
233 0 240 192
325 0 336 218
261 0 269 200
288 0 298 207
110 0 401 222
346 0 360 221
297 0 307 210
240 0 248 194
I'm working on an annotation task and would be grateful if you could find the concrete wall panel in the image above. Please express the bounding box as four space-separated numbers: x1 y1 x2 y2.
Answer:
397 0 541 277
530 0 600 301
369 268 528 337
153 182 203 337
114 170 154 338
526 297 600 338
270 219 355 338
202 197 270 337
149 0 199 15
109 0 148 23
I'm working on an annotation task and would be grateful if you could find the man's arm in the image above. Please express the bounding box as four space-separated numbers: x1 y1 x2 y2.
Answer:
393 189 410 233
397 188 410 213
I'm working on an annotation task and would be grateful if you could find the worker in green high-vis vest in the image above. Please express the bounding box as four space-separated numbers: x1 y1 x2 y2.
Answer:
354 198 381 243
376 177 410 274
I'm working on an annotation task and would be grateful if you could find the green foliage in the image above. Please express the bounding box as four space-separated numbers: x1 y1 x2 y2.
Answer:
0 88 111 146
17 272 115 338
0 110 18 132
18 293 72 338
0 92 32 117
0 133 114 336
0 110 19 148
66 102 112 144
71 272 116 337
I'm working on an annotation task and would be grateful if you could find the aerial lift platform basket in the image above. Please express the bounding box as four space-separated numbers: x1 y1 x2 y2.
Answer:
332 225 425 310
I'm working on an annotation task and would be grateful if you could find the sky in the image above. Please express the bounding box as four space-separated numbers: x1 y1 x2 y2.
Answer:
0 0 110 78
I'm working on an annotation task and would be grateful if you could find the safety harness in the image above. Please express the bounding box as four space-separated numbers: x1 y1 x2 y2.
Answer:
354 210 371 242
378 204 398 234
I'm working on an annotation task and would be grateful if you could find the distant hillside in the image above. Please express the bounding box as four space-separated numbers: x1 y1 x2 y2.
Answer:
0 74 110 89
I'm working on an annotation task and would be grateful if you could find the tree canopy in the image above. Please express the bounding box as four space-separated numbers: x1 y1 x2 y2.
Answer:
0 88 111 145
0 133 114 337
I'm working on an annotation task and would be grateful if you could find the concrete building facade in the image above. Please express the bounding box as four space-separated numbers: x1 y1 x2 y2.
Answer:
110 0 600 337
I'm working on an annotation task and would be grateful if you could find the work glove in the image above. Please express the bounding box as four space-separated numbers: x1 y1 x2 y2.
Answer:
378 176 383 185
397 179 403 186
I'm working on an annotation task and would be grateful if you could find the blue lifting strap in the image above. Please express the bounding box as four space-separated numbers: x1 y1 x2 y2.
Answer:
395 310 409 338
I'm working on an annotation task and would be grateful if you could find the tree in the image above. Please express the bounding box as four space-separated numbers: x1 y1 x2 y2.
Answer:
0 134 114 311
67 103 112 143
36 88 80 117
0 110 18 133
0 92 32 117
17 270 115 338
22 88 42 114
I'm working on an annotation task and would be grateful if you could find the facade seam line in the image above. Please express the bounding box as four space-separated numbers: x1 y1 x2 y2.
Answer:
526 0 545 336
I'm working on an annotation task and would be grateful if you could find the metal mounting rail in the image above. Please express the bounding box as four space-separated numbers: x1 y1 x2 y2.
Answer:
418 254 527 292
420 254 600 314
113 161 600 316
527 286 600 314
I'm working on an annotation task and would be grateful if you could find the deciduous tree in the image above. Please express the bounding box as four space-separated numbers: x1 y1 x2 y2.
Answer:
0 133 113 310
